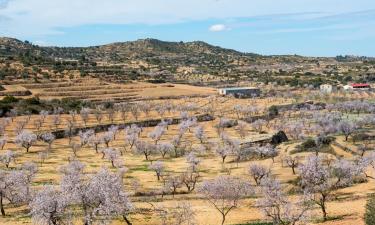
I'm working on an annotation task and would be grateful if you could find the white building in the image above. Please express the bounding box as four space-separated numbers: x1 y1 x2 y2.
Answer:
218 87 261 98
320 84 335 93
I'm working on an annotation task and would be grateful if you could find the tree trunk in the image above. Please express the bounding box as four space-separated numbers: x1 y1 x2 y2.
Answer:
123 215 132 225
0 193 5 216
221 213 226 225
321 194 328 221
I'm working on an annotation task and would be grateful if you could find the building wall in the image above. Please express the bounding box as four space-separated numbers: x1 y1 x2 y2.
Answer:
225 89 260 97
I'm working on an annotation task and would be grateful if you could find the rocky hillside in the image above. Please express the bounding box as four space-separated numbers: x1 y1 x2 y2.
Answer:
1 37 375 86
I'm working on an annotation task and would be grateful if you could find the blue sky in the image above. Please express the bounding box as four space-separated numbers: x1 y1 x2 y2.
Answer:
1 0 375 56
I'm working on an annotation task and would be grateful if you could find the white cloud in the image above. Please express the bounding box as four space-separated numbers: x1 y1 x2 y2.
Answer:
209 24 228 32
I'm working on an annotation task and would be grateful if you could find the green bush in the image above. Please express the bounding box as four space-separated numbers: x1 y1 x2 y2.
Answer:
365 194 375 225
301 138 317 149
268 105 279 117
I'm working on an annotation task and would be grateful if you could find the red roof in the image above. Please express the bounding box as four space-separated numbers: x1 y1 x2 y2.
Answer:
351 83 370 88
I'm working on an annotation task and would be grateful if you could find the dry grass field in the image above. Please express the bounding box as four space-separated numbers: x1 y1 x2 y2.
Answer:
2 78 216 103
0 80 373 225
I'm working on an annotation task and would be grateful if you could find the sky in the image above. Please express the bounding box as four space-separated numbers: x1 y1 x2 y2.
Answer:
1 0 375 56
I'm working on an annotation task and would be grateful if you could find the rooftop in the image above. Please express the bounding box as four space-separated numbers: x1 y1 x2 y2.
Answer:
351 83 370 87
219 87 259 91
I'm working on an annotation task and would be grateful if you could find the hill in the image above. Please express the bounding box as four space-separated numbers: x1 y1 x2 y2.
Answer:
1 37 375 86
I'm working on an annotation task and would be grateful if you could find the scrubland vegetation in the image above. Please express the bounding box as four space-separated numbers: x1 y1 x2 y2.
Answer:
1 37 375 225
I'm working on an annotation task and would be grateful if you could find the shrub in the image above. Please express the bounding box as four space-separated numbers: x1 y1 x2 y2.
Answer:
365 194 375 225
300 138 317 149
268 105 278 117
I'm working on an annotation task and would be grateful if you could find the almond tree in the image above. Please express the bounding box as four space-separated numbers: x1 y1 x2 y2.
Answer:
88 135 101 153
60 161 133 225
14 120 28 135
52 114 61 130
108 125 119 140
94 106 104 124
199 175 254 225
78 129 95 147
215 145 231 164
236 121 248 139
257 177 312 225
186 152 201 173
40 132 56 151
254 144 278 161
101 131 114 147
0 167 34 216
170 202 196 225
181 171 199 193
157 142 173 158
149 161 165 181
338 120 356 141
0 150 16 168
6 108 17 122
171 134 183 157
0 136 6 150
134 140 154 161
80 107 91 126
124 124 141 149
38 151 48 167
107 108 116 123
298 155 357 221
39 110 49 124
103 148 121 168
65 119 76 144
284 155 300 175
70 143 81 157
166 175 182 197
251 119 267 133
248 164 270 185
15 130 37 153
149 125 166 145
86 167 133 224
194 125 206 143
130 104 140 121
29 185 69 225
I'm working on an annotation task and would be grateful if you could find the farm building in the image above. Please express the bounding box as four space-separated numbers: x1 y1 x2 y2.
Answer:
218 87 261 98
343 83 371 91
320 84 337 93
